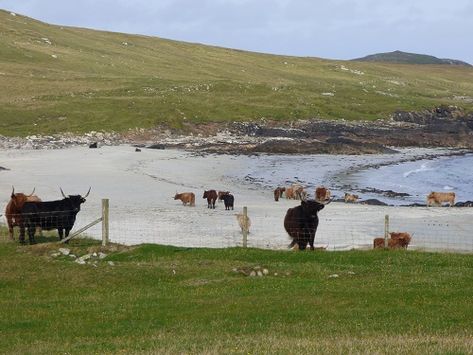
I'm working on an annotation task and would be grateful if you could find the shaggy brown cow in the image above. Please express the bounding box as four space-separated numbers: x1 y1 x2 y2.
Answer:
373 232 412 249
285 187 295 199
236 213 251 234
174 192 195 206
284 200 325 251
203 190 218 209
344 193 359 203
5 187 41 240
274 187 285 201
293 184 307 200
315 187 331 203
427 191 455 207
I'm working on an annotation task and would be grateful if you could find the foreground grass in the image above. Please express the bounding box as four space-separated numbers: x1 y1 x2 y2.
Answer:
1 9 472 136
0 228 472 354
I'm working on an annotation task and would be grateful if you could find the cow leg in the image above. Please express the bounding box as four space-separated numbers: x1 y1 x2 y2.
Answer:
309 232 315 251
64 228 71 244
298 240 307 250
8 224 14 240
27 227 36 245
58 228 64 241
288 239 297 249
19 225 26 244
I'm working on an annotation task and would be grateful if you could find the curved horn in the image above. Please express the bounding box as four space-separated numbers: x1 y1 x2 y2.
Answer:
28 187 35 197
11 186 15 196
84 187 91 198
60 187 67 198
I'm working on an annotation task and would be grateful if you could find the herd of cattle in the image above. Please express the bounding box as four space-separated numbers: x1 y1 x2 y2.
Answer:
3 184 457 249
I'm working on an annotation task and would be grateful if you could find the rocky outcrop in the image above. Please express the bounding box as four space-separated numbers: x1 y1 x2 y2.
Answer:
0 106 471 154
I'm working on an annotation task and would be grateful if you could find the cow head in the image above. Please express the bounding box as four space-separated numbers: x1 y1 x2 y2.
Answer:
174 193 180 200
9 186 36 209
203 191 208 199
60 187 90 206
300 200 325 217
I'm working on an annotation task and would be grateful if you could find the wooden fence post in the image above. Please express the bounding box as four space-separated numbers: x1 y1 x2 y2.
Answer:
242 206 248 248
102 199 109 246
384 214 389 248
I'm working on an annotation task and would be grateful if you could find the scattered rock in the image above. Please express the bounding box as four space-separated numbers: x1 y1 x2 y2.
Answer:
147 143 166 150
78 254 91 262
359 199 389 206
135 148 141 152
328 274 339 278
89 142 98 148
50 252 61 258
98 252 107 259
108 261 115 266
75 259 86 265
455 201 473 207
58 248 70 256
234 266 270 277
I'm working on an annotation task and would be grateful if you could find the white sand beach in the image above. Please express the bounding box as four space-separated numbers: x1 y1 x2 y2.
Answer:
1 145 472 252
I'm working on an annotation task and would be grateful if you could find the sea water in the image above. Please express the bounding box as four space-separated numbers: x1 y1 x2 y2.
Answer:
228 150 473 205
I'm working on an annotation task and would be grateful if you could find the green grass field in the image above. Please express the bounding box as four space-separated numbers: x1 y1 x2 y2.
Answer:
1 227 472 354
1 9 473 136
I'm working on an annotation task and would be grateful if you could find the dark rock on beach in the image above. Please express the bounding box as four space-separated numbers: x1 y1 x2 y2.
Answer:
455 201 473 207
360 187 411 198
147 144 166 150
359 199 389 206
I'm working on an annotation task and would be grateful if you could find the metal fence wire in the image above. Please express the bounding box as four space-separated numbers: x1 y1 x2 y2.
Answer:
3 201 473 253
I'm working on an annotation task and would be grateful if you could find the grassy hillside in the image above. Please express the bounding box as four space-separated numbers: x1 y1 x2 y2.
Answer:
353 50 472 66
1 229 472 353
1 10 473 136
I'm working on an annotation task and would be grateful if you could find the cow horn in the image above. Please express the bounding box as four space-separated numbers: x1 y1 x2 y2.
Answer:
28 187 35 197
84 187 91 198
11 186 15 195
60 187 67 198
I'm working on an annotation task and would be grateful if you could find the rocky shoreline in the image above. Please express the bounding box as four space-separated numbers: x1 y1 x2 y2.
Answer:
1 105 472 154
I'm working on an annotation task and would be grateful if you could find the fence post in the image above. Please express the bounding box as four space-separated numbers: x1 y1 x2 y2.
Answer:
102 198 109 246
242 206 248 248
384 214 389 248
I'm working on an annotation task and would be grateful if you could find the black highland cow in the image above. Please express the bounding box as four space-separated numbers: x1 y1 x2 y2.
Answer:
284 200 324 250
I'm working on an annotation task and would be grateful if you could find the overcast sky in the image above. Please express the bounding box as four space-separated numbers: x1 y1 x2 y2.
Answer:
1 0 472 63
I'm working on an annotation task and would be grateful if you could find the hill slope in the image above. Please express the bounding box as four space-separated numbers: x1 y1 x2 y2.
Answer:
353 50 472 66
1 10 472 136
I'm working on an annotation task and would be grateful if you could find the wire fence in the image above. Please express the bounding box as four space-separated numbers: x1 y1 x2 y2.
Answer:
3 200 473 253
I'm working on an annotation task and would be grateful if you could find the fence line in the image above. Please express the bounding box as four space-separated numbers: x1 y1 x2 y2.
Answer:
3 199 473 253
